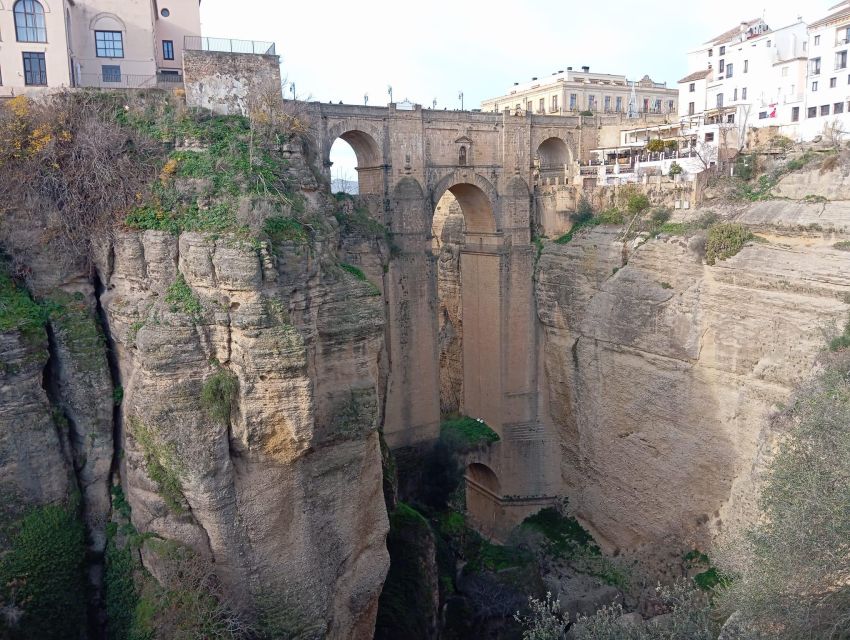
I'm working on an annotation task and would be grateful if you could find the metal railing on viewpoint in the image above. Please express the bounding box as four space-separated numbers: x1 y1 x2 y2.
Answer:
184 36 276 56
75 73 184 89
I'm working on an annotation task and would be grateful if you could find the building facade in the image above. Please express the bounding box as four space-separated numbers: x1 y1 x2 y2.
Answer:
801 1 850 140
0 0 200 95
677 18 808 159
481 67 678 116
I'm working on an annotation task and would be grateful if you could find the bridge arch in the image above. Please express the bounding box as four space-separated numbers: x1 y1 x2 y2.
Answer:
325 120 385 196
537 136 570 168
466 463 502 538
431 171 500 233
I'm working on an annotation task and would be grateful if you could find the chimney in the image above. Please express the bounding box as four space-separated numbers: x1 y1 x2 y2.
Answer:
558 69 564 73
582 65 590 72
514 82 519 85
567 66 573 71
532 77 538 80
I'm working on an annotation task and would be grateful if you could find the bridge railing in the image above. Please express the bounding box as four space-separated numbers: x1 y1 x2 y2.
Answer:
184 36 276 56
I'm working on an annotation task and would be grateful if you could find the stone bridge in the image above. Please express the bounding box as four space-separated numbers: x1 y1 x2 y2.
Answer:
304 102 595 536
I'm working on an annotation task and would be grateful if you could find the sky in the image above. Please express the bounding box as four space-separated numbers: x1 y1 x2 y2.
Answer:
200 0 832 179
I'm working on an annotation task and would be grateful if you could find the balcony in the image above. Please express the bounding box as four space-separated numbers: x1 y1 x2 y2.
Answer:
75 72 184 89
184 36 276 56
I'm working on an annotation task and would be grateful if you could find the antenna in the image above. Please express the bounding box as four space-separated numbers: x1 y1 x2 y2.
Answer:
458 91 464 111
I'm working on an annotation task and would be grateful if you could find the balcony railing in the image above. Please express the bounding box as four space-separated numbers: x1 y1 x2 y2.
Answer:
75 73 184 89
184 36 276 56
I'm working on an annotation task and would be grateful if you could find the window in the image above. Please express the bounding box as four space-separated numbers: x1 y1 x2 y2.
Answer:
758 111 768 119
550 94 558 111
720 46 726 55
733 88 738 101
726 63 733 78
766 40 771 47
744 60 749 73
781 66 788 77
835 102 845 114
727 113 735 123
539 97 544 113
792 106 800 122
821 104 831 116
95 31 124 58
14 0 47 43
101 65 121 83
688 101 695 115
515 103 520 112
813 81 819 91
708 48 713 57
808 106 817 117
163 40 175 61
716 93 724 107
569 94 577 110
831 77 838 88
837 50 847 70
526 100 533 112
458 146 466 166
815 34 821 45
689 82 695 92
616 96 623 112
742 87 747 100
588 95 596 110
719 59 725 73
22 51 46 85
667 99 674 112
811 57 821 75
604 95 611 111
160 7 170 17
704 132 714 142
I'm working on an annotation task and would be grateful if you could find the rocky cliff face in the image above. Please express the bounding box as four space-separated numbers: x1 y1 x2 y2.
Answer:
536 195 850 556
0 100 389 638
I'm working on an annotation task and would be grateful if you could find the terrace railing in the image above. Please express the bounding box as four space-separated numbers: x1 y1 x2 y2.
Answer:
184 36 276 56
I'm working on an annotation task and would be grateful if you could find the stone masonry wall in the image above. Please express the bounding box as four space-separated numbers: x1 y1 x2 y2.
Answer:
183 50 282 116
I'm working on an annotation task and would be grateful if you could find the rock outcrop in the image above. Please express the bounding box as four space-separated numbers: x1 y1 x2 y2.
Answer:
536 206 850 554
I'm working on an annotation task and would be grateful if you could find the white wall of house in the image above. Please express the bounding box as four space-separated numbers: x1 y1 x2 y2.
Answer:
0 0 72 96
801 6 850 141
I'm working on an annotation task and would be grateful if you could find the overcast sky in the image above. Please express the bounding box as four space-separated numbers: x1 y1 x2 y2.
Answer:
200 0 832 180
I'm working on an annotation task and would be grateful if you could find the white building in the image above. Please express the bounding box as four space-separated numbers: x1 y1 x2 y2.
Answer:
678 18 808 160
481 67 677 116
801 1 850 140
0 0 201 95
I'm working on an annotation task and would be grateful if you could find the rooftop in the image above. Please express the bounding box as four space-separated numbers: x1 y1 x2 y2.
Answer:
678 69 711 84
705 18 769 45
810 1 850 28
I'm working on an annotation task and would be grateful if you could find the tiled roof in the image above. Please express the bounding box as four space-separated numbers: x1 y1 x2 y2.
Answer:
705 19 763 45
678 69 711 83
811 2 850 28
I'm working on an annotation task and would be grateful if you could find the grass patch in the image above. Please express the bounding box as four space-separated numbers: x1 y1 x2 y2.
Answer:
0 271 47 342
0 504 87 639
129 417 184 514
522 507 598 557
264 215 308 245
705 223 753 265
335 203 388 239
440 415 500 452
834 241 850 251
200 369 238 423
339 263 380 296
165 273 202 320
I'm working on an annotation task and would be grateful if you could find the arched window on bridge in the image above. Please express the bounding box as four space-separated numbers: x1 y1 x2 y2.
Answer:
458 146 467 166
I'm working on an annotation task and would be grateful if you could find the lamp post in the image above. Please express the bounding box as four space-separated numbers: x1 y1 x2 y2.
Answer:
388 85 393 104
364 93 369 106
290 82 295 99
458 91 464 111
432 98 437 109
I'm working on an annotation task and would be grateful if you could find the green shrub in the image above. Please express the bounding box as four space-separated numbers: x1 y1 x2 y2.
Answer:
0 505 87 639
165 273 202 320
440 415 500 452
0 271 47 342
668 161 683 177
646 139 666 153
650 207 672 225
596 208 625 225
834 240 850 251
522 507 598 558
570 197 594 225
104 532 138 640
705 223 753 265
626 193 650 215
339 263 380 295
264 216 308 245
201 369 239 423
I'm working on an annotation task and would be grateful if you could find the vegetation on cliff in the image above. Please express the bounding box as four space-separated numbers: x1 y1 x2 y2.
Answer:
0 503 87 639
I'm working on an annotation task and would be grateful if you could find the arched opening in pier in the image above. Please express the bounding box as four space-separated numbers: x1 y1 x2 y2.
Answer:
328 129 382 196
536 136 570 170
465 463 502 538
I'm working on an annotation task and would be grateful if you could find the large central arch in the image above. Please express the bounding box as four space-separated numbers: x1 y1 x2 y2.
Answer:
325 123 384 197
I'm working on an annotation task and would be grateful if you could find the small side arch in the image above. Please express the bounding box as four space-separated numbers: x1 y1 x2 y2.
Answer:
467 462 500 495
536 136 570 167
